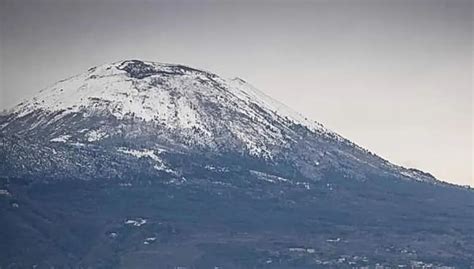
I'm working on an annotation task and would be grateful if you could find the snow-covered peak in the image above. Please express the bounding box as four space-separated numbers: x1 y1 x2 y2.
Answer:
1 60 440 184
12 60 327 132
9 60 339 156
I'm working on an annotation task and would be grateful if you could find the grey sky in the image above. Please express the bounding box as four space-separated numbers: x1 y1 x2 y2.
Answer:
0 0 472 186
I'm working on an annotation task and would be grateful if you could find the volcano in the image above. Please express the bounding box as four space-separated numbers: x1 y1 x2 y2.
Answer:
0 60 472 268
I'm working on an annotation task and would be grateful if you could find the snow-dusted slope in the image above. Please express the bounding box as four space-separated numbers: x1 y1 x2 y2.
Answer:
1 60 437 183
14 60 327 133
8 60 338 157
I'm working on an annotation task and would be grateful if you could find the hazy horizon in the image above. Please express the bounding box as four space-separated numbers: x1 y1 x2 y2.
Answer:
0 0 472 186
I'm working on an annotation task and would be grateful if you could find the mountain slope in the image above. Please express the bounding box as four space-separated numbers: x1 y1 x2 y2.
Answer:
0 60 473 268
1 60 435 183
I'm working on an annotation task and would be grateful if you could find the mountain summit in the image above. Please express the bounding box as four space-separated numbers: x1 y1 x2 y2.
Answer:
0 60 473 268
2 60 434 182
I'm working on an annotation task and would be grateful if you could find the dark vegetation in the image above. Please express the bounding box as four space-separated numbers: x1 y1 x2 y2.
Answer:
1 165 473 268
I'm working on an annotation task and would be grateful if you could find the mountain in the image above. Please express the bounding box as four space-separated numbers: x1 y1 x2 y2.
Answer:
0 60 473 268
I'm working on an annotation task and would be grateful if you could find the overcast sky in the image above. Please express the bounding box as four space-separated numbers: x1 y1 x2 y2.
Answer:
0 0 472 186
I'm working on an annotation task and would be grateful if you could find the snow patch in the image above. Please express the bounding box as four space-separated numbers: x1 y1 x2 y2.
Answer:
86 129 107 142
118 148 161 161
296 182 311 190
250 170 290 183
289 247 315 253
118 148 177 174
0 189 11 196
124 218 147 227
50 134 71 142
69 142 85 147
204 165 229 173
143 237 157 245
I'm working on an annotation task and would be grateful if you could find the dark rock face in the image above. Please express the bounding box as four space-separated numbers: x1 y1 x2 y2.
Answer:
0 60 473 268
118 60 159 79
118 60 214 80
